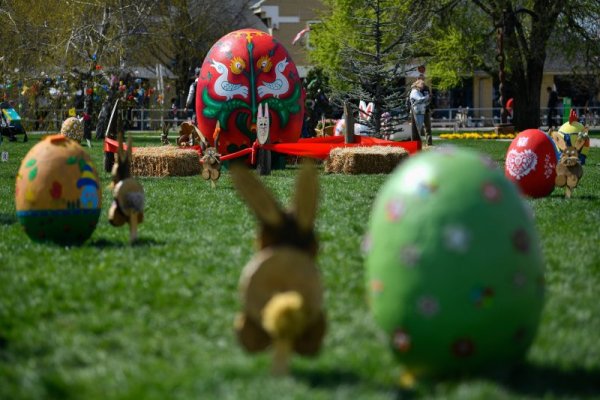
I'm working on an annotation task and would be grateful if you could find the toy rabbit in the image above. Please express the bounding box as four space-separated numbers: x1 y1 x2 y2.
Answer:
108 131 144 243
551 130 585 198
200 122 222 188
177 121 207 147
230 161 325 375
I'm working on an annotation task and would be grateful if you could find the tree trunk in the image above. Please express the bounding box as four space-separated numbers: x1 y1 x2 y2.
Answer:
511 60 544 131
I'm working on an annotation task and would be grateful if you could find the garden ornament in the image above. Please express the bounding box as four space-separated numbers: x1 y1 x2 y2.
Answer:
15 134 101 245
108 131 144 243
177 121 208 148
60 116 84 144
200 121 222 188
231 161 325 375
553 109 590 165
551 128 586 198
365 147 545 382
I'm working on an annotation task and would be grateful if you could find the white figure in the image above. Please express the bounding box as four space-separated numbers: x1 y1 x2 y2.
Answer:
334 101 373 136
256 103 270 145
211 59 249 100
257 58 290 98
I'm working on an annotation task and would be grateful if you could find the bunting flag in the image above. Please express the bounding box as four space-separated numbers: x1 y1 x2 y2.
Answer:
292 27 310 45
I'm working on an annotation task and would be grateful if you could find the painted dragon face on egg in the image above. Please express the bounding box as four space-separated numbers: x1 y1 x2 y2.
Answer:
196 29 305 155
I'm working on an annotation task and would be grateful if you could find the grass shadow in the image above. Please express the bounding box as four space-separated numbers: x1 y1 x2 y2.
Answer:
495 362 600 398
0 213 17 225
293 367 364 388
88 237 166 248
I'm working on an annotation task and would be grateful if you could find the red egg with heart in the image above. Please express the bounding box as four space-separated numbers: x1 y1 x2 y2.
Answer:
196 28 305 156
504 129 557 198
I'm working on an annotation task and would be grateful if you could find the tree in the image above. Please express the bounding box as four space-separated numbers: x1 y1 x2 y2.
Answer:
136 0 256 109
423 0 600 130
310 0 428 137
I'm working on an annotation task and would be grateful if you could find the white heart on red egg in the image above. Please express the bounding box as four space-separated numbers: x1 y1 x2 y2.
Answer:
504 129 557 198
506 149 537 180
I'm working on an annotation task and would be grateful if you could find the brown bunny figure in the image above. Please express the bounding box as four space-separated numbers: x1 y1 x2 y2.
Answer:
108 131 144 243
230 161 325 375
551 130 585 198
177 121 207 148
200 121 222 188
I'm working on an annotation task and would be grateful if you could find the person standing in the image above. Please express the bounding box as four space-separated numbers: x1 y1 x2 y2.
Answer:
547 86 559 130
410 77 432 145
184 67 200 122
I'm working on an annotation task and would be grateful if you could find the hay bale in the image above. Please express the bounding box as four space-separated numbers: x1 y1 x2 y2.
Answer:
131 147 201 177
325 146 409 174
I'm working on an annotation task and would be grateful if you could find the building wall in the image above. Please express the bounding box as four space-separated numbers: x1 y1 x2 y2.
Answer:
253 0 322 76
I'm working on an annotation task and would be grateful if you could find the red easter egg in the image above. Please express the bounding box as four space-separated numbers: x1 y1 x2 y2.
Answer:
196 28 305 156
504 129 557 198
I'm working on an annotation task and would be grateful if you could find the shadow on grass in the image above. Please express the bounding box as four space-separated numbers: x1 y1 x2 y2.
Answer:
0 213 17 225
498 362 600 398
548 193 599 200
293 367 364 388
88 237 166 248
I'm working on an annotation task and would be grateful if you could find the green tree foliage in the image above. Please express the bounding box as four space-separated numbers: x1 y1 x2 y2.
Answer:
423 0 600 130
309 0 428 137
138 0 255 105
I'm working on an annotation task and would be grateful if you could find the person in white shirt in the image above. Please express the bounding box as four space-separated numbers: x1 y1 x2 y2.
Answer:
410 77 432 145
184 67 200 122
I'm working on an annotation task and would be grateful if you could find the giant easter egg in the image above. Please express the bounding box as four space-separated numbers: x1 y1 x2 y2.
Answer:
15 135 101 245
365 147 545 378
504 129 557 198
197 28 305 155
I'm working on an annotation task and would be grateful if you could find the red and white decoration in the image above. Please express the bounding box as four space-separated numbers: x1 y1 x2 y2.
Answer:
504 129 557 198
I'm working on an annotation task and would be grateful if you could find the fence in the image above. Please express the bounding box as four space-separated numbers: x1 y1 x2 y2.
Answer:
17 106 600 132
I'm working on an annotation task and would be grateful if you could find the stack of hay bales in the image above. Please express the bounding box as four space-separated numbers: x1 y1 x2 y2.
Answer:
131 147 201 177
325 146 409 174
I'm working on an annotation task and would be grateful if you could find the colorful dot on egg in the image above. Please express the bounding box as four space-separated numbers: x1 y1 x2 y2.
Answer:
417 295 440 317
393 329 411 352
399 245 421 267
443 225 471 253
512 228 530 253
370 280 384 294
482 182 502 202
452 337 475 358
386 199 406 222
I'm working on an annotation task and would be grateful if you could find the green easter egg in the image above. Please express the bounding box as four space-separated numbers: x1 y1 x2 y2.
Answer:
365 147 545 378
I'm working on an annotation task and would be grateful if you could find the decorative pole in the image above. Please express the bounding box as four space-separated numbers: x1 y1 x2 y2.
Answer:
494 9 514 134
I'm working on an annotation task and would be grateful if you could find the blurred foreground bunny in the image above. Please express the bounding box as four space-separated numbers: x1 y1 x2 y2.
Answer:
230 161 325 375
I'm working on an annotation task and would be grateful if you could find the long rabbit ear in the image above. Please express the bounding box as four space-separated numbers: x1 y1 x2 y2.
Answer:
126 134 133 162
550 131 567 152
293 160 318 232
230 163 284 227
359 100 367 120
117 130 125 161
366 102 374 120
257 103 263 119
575 136 587 152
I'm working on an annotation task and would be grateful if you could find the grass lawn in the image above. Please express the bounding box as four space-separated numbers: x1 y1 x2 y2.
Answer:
1 134 599 399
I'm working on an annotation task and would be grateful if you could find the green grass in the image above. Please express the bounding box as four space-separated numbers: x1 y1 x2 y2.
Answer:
1 134 599 399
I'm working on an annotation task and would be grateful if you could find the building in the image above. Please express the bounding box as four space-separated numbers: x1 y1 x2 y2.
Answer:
250 0 321 78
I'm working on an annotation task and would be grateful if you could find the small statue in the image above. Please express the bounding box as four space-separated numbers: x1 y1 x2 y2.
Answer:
108 131 144 243
200 122 222 188
177 121 206 147
551 129 586 198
